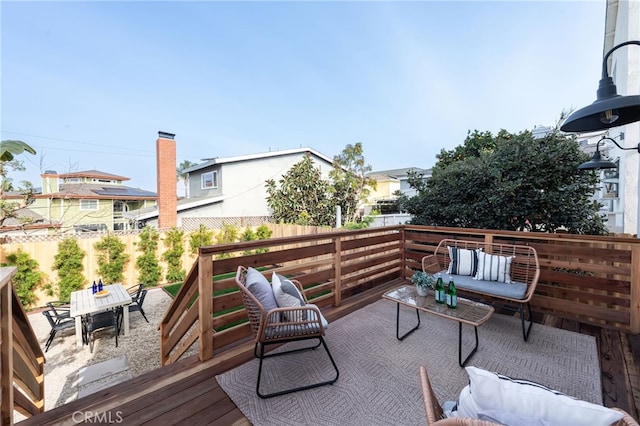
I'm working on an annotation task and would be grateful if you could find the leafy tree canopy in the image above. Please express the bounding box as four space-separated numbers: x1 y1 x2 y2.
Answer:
0 140 36 229
266 144 376 227
330 142 377 225
399 129 608 235
266 154 335 226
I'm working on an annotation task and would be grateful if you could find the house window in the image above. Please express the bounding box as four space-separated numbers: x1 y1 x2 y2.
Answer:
80 199 98 210
201 171 218 189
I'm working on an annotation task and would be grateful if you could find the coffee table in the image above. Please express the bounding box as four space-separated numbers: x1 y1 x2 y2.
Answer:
382 283 494 367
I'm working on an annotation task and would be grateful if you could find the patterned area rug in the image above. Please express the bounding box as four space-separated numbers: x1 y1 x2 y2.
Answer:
216 299 601 426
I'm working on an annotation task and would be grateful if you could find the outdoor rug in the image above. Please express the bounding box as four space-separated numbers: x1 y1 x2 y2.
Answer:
216 299 602 426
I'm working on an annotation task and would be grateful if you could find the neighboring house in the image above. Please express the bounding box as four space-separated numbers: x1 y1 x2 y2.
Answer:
130 147 335 229
28 170 156 233
363 167 430 227
0 207 60 236
366 167 430 212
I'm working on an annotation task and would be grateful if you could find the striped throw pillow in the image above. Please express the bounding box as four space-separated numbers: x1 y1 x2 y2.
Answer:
447 247 479 276
474 250 514 283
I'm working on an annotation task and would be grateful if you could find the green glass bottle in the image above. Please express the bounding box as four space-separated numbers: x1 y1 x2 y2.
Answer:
435 273 445 304
446 278 457 309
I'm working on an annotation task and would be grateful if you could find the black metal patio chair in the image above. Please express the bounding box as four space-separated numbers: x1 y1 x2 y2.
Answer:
82 307 122 353
126 284 149 322
42 307 76 352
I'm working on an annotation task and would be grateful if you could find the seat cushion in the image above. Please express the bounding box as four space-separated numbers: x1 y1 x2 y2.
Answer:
456 366 624 426
444 272 528 300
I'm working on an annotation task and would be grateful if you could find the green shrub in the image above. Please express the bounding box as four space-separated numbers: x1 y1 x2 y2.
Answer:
135 227 162 286
241 226 257 255
94 234 129 284
52 238 86 301
189 224 214 256
216 222 239 259
255 224 273 254
163 227 186 283
2 249 45 307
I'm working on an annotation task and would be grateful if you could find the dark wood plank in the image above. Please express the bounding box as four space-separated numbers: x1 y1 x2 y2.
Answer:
623 332 640 420
600 328 635 414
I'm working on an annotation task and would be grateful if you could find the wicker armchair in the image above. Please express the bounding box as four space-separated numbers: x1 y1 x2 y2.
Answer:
235 266 339 398
420 366 499 426
419 366 639 426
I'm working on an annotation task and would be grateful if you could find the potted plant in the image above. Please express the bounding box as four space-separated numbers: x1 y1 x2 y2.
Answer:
411 271 435 297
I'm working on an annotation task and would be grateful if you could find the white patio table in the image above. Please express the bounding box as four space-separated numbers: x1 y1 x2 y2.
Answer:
70 284 132 348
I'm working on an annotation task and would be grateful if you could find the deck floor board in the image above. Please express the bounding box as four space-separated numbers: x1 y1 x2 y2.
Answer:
16 279 639 425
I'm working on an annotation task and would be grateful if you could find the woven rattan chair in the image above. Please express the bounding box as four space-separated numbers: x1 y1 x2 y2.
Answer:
235 266 339 398
419 366 639 426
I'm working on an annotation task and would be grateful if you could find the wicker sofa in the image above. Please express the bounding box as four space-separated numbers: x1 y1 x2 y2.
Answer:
422 238 539 341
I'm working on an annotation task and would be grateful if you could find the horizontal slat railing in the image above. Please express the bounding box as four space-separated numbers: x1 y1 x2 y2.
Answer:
402 226 640 332
160 225 640 366
160 227 405 364
1 267 45 424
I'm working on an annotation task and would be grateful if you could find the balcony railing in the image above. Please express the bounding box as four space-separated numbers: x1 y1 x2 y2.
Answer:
5 224 640 420
1 267 45 424
160 225 640 365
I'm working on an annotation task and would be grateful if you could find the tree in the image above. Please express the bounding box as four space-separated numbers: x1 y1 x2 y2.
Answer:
94 234 129 284
163 227 186 283
135 227 162 285
266 154 334 226
0 140 36 228
399 129 608 235
188 224 214 256
2 249 45 306
52 238 86 301
177 160 196 198
330 142 377 225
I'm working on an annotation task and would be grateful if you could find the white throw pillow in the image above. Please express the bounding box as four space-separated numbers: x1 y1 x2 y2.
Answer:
456 366 624 426
447 247 479 276
272 272 306 321
474 250 514 283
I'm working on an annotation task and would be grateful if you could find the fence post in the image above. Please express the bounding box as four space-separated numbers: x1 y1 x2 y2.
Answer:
1 269 15 426
631 245 640 333
198 253 214 361
334 236 342 307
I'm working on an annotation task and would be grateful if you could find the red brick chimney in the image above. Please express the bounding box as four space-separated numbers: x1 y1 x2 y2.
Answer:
156 131 177 229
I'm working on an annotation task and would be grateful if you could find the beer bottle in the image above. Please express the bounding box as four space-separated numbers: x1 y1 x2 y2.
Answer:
435 273 445 304
446 278 457 309
92 280 97 294
98 279 103 292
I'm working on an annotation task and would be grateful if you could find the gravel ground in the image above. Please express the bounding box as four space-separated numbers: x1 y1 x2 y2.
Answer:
21 287 185 418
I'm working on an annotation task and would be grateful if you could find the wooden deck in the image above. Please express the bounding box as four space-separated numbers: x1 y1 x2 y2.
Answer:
17 279 640 425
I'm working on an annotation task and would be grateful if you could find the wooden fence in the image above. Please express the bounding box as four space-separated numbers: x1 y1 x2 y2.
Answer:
159 225 640 365
0 224 332 308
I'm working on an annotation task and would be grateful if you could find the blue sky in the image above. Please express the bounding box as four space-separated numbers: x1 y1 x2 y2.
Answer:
1 1 606 193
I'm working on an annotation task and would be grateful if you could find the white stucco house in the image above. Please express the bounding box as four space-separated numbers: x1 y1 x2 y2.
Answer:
129 147 335 230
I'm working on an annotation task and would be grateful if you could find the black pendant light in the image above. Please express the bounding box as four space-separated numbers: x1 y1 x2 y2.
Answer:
561 41 640 133
578 136 640 170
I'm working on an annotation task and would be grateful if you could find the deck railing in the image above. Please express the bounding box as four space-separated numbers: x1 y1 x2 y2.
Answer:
159 225 640 365
1 267 45 425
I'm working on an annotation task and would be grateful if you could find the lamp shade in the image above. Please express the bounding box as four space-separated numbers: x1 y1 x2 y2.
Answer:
561 77 640 132
561 41 640 133
577 149 617 170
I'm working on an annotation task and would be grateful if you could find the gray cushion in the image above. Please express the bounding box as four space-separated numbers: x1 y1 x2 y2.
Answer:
246 267 280 321
440 270 527 300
